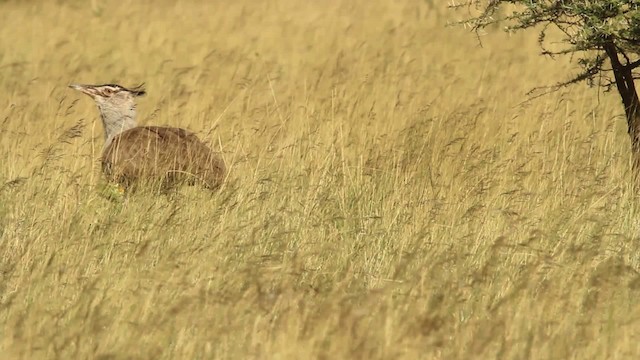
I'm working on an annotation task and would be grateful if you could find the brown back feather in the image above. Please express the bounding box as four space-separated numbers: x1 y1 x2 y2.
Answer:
102 126 226 190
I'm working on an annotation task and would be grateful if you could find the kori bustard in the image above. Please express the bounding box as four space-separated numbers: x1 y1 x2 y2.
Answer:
69 83 225 191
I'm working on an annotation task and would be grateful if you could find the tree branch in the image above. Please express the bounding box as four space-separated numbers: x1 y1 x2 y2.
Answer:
626 58 640 70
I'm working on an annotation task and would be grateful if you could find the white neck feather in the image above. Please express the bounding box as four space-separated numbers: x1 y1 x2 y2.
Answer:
97 102 138 148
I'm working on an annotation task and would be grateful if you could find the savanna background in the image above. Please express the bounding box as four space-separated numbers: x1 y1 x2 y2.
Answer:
1 0 639 359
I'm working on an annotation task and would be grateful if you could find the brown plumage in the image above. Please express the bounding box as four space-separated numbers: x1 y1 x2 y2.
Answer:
69 83 225 191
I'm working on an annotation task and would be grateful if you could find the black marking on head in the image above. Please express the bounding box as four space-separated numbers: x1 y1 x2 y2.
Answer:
97 83 146 97
129 83 146 97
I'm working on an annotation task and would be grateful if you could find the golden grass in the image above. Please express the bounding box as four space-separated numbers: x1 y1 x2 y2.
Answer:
1 0 640 358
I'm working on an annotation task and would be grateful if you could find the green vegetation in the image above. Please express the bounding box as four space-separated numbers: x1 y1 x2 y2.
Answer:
463 0 640 182
0 0 639 358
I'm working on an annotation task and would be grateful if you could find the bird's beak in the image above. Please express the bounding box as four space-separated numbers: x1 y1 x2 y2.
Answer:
69 83 97 97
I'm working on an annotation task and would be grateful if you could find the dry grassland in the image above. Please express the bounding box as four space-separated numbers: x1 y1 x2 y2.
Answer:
1 0 640 359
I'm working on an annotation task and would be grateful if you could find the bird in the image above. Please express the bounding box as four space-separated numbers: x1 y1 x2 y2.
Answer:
69 83 226 191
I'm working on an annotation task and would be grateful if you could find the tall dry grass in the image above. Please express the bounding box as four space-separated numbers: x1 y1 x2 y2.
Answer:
1 0 639 359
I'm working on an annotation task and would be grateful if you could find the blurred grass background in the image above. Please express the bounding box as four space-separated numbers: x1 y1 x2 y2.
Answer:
1 0 640 358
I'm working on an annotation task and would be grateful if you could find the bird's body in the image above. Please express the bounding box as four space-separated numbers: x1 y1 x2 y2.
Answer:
69 83 225 191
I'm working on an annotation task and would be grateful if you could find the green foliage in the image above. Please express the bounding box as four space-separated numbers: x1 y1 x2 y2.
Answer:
459 1 640 87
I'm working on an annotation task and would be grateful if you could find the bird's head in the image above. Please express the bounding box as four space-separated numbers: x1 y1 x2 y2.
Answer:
69 83 146 143
69 83 146 108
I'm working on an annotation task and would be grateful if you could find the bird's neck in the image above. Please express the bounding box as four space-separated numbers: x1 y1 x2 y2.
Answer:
98 104 138 147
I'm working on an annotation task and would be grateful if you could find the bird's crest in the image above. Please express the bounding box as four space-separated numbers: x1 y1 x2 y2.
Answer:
69 83 146 98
